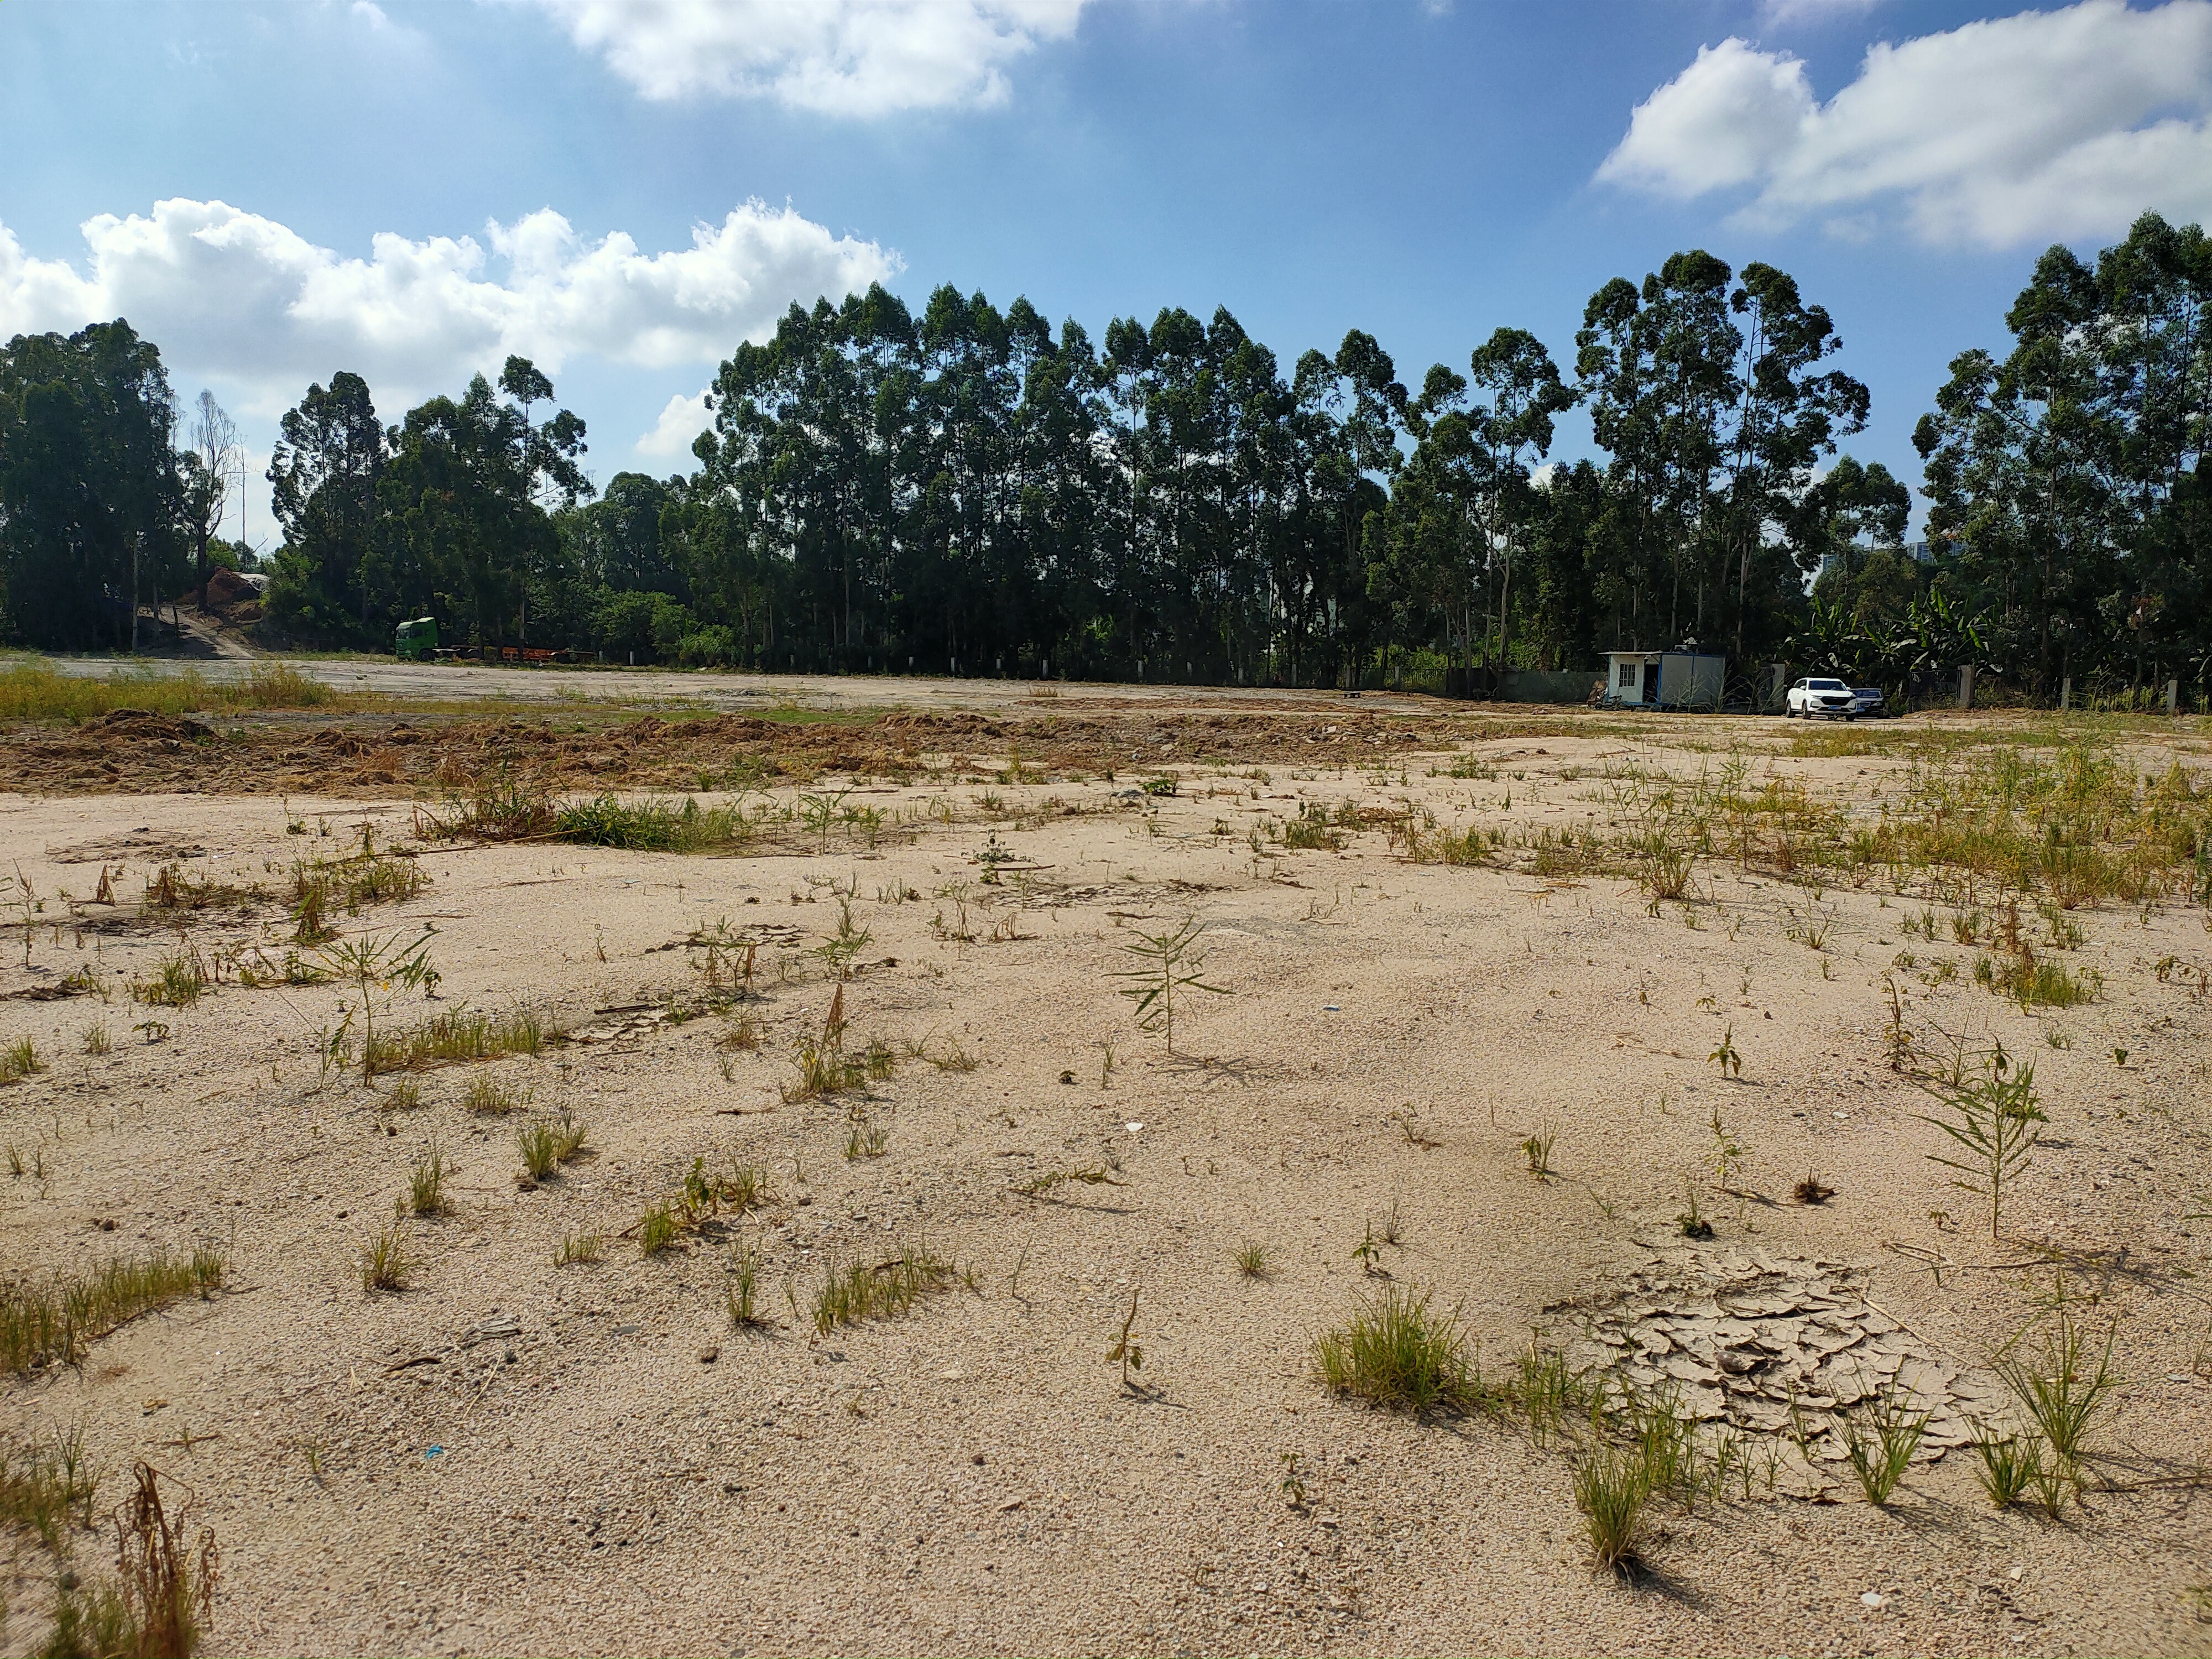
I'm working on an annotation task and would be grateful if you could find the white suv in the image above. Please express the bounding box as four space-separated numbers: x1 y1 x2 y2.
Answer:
1786 677 1855 719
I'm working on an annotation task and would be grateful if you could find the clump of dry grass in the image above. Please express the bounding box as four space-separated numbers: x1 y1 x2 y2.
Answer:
44 1461 221 1659
0 1250 225 1374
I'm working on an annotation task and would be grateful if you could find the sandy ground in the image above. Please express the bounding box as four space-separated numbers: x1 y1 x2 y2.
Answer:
2 696 2210 1657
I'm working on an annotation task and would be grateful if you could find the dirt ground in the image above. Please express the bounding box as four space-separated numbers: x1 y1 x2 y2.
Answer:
2 684 2210 1657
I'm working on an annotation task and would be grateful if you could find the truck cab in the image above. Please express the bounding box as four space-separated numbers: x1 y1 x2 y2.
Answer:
395 618 438 661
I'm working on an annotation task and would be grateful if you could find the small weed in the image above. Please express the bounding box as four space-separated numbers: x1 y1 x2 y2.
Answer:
518 1114 587 1181
1971 1424 2052 1511
133 952 208 1009
360 1227 411 1292
1792 1173 1834 1205
727 1243 769 1328
1994 1295 2117 1476
637 1204 681 1256
1106 1288 1145 1390
404 1144 450 1216
1916 1047 2043 1240
1708 1024 1742 1078
1677 1184 1714 1239
1521 1124 1558 1179
843 1120 889 1161
0 1035 43 1084
555 1232 603 1266
82 1022 112 1057
1113 916 1230 1055
462 1076 529 1115
1234 1241 1272 1280
1838 1390 1929 1505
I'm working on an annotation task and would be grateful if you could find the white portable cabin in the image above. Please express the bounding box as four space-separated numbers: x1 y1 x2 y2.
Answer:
1605 650 1725 710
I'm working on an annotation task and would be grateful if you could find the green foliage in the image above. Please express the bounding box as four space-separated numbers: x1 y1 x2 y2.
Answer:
1915 1046 2045 1240
813 1243 965 1333
1314 1287 1479 1414
1 1249 225 1373
1113 916 1230 1055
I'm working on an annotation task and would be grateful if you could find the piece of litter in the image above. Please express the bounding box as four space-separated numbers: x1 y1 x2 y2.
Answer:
1834 1110 1850 1120
1124 1121 1144 1133
1323 1005 1340 1012
424 1445 445 1459
1860 1591 1886 1608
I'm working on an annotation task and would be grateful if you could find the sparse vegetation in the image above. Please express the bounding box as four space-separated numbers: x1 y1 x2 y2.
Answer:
813 1241 967 1333
1 1249 225 1373
1234 1241 1272 1280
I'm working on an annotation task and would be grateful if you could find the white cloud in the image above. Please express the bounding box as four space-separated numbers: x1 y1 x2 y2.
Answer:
637 388 715 457
0 197 898 413
516 0 1099 114
1598 0 2212 246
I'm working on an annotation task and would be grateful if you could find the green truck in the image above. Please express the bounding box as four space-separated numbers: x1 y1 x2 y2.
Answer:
395 617 438 661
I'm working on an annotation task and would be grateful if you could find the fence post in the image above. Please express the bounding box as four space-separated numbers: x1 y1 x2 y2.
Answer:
2166 678 2180 716
2059 675 2071 711
1957 665 1975 710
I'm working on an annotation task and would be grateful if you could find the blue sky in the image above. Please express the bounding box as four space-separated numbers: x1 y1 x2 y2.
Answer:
6 0 2211 544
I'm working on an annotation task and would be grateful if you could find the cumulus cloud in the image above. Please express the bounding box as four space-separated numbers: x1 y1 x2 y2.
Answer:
637 388 716 458
516 0 1099 114
1597 0 2212 246
0 197 898 411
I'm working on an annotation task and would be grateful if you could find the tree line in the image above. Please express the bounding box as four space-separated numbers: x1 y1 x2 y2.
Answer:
2 213 2204 705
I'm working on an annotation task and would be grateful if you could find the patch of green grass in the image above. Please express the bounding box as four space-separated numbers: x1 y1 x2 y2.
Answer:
813 1242 968 1334
363 1006 552 1073
0 1035 43 1084
517 1114 587 1181
0 656 337 722
555 1232 603 1266
1573 1447 1650 1575
0 1249 225 1373
1314 1287 1480 1415
359 1226 411 1292
1234 1241 1272 1280
555 793 753 853
403 1144 450 1217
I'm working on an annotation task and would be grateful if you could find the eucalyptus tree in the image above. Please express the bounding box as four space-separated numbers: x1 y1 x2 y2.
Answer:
267 371 387 639
0 320 186 650
375 357 589 648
